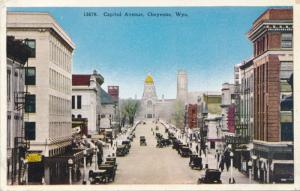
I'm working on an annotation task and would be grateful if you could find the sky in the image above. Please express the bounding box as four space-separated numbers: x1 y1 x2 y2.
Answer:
9 7 273 99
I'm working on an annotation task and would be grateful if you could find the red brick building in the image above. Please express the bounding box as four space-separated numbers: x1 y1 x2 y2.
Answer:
248 8 293 183
185 104 198 129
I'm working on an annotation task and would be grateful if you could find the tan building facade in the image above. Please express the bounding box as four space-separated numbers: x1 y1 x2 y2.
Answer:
7 12 75 184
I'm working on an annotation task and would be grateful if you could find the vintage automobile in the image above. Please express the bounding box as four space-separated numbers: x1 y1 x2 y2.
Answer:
189 154 203 170
197 169 222 184
179 146 192 157
105 157 117 170
155 133 163 140
88 164 116 184
122 140 131 150
172 139 181 150
140 136 147 146
116 145 128 156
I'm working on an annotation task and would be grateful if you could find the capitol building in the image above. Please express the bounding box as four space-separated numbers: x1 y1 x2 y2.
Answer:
137 70 201 122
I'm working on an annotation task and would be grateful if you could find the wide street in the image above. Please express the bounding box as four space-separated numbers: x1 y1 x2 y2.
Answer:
114 120 199 184
111 120 256 184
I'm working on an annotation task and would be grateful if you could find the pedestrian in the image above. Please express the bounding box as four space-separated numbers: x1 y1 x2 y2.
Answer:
76 167 81 181
219 157 225 172
196 145 199 155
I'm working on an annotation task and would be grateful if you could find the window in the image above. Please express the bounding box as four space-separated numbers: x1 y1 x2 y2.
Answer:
280 62 293 80
77 95 81 109
7 70 11 102
25 94 36 113
281 122 293 141
25 122 36 140
72 96 75 109
25 67 36 85
281 33 293 48
26 39 36 58
77 114 82 118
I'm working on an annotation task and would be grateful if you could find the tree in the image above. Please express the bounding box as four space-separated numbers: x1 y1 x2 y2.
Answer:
120 99 140 126
171 100 185 129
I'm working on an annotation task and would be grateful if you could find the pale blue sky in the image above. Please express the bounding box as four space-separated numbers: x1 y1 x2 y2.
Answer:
9 7 277 98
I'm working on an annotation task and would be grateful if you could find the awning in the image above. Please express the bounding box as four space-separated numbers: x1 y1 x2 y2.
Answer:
44 149 84 165
272 160 294 164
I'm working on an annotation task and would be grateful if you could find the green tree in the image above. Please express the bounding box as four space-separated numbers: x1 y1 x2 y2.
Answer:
120 99 140 126
171 100 185 129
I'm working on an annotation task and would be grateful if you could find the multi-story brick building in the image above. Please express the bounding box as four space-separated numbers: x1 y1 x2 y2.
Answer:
247 8 293 183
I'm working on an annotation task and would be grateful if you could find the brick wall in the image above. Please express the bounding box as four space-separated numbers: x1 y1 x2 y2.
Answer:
254 54 280 142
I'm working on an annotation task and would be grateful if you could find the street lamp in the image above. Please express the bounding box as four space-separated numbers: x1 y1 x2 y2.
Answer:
82 149 87 184
229 152 235 184
248 160 253 184
68 158 74 185
205 142 209 169
94 148 98 170
24 159 28 185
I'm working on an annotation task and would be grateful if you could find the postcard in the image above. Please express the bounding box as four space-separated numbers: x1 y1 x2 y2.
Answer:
0 0 299 190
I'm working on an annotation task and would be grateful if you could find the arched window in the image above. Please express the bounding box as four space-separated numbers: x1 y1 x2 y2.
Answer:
147 100 152 108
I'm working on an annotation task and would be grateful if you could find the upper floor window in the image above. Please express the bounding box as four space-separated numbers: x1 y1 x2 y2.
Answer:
25 94 36 113
72 95 75 109
281 33 293 48
25 122 36 140
25 67 36 85
7 70 11 102
77 95 82 109
26 39 36 58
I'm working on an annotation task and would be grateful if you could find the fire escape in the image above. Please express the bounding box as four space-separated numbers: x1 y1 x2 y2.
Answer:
8 36 31 185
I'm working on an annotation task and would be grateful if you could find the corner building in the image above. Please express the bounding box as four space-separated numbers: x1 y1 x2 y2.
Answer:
7 12 75 184
247 8 293 183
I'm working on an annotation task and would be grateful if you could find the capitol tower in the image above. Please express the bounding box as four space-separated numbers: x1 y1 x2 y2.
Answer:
141 74 157 118
176 70 188 103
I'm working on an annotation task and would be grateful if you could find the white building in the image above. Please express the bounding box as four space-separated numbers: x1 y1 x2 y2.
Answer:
72 71 104 134
6 36 31 183
220 82 235 133
7 12 75 184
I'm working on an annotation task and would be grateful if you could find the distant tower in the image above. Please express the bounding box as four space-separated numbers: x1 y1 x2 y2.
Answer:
142 74 157 118
177 70 188 103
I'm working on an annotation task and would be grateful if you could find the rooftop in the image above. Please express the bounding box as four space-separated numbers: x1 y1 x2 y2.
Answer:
101 88 116 105
252 8 293 29
7 12 76 50
72 75 91 86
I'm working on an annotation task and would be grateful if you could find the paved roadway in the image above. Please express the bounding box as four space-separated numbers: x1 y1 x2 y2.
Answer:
114 120 200 184
80 119 257 184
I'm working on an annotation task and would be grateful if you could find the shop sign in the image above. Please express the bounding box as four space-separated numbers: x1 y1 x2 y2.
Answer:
26 153 42 163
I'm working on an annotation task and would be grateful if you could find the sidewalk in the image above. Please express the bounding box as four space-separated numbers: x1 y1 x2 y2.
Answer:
199 151 258 184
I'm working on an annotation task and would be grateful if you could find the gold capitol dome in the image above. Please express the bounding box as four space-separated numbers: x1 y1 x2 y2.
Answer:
144 74 154 84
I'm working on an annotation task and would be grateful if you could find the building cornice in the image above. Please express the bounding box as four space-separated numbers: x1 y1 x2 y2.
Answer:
247 21 293 42
7 12 76 50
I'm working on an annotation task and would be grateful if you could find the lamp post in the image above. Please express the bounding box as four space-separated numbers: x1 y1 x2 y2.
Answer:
251 155 257 181
83 149 87 184
205 142 209 169
68 158 73 185
229 151 235 184
23 159 28 185
94 148 98 170
248 160 253 184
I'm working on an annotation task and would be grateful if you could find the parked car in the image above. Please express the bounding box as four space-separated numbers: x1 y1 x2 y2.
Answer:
116 145 128 156
140 136 147 146
197 169 222 184
179 146 192 157
189 154 203 170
